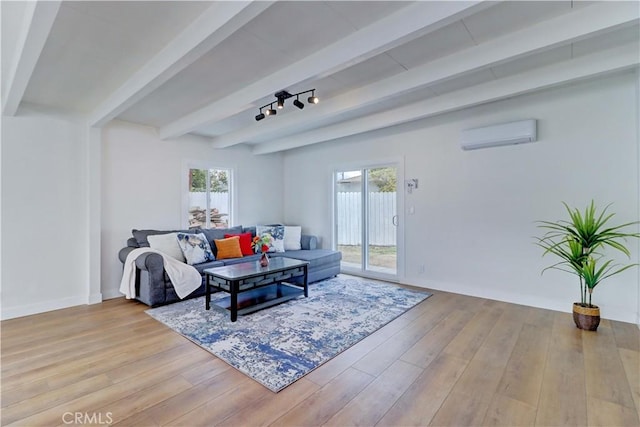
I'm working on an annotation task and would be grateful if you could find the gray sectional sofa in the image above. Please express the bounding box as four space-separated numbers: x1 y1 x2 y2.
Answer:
118 225 341 307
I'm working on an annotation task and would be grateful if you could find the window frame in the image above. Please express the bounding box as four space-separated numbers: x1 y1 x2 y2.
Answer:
182 161 236 229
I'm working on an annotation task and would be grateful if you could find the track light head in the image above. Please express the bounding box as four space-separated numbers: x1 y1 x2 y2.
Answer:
255 113 265 121
293 98 304 110
265 107 277 116
307 90 319 104
277 98 284 109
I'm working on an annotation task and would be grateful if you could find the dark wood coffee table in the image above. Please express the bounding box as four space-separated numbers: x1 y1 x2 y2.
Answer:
203 257 309 322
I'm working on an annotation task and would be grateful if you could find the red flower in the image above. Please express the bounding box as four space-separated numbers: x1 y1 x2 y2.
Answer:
251 233 273 254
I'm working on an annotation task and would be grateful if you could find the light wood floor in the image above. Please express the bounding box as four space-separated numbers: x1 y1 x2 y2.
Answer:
2 286 639 426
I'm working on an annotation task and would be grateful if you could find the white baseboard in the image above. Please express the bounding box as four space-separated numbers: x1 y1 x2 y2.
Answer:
404 276 638 325
87 293 103 305
101 288 123 300
1 295 88 320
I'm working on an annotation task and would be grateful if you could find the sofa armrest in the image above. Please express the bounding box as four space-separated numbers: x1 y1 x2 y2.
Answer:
134 252 164 272
118 247 165 273
118 246 137 264
301 234 318 250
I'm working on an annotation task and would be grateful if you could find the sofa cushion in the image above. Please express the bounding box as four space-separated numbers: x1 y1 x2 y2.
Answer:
224 232 253 256
132 229 195 247
284 226 302 251
256 225 285 253
177 233 215 265
192 259 225 274
214 236 243 259
200 226 243 256
271 249 342 270
147 232 185 262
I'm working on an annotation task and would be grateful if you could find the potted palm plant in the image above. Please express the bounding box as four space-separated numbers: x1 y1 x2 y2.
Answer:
535 201 639 331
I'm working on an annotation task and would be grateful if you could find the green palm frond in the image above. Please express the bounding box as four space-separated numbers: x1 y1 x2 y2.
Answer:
534 201 639 306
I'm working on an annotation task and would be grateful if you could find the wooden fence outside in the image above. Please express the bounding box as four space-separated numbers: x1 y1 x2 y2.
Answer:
336 192 396 246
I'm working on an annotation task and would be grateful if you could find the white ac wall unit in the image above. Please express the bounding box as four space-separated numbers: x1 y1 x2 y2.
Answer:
460 119 537 150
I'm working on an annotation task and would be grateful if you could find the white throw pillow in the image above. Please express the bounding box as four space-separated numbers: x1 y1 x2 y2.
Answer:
284 226 302 251
147 232 185 262
256 225 285 253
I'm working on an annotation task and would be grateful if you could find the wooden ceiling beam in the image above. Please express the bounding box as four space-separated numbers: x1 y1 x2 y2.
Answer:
88 1 273 128
213 1 639 149
159 1 487 139
252 45 639 154
2 1 61 116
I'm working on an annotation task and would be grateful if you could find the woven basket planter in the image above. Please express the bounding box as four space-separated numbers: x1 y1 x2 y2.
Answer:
573 303 600 331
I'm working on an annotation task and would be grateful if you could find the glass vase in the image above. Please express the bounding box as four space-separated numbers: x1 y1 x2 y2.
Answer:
260 252 269 267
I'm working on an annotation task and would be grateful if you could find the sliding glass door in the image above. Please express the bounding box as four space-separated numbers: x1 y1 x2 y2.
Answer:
334 165 399 278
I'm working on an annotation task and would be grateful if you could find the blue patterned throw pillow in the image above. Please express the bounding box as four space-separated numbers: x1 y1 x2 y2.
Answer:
176 233 215 265
256 225 285 253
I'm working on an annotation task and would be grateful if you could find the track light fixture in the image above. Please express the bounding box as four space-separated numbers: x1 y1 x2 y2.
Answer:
255 88 318 121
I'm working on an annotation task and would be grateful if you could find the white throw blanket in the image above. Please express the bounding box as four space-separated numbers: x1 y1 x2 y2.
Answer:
119 248 202 300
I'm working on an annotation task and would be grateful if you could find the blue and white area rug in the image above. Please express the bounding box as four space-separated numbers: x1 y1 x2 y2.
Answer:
146 275 431 392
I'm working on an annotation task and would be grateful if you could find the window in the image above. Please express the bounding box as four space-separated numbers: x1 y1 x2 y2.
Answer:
187 167 232 229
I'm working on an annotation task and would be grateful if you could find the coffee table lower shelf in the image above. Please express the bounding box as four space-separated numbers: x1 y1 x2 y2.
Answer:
210 283 304 317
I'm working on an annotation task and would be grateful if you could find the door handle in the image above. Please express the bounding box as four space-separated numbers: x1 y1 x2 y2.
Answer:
392 215 398 226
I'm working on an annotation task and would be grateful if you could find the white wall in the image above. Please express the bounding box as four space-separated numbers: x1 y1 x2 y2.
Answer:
2 75 637 323
1 111 89 319
636 68 640 327
101 121 284 299
283 72 640 323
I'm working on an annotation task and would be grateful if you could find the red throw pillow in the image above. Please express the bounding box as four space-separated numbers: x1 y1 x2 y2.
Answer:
224 232 254 256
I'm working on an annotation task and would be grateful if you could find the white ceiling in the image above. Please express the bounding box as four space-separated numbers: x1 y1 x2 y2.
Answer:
2 1 638 154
